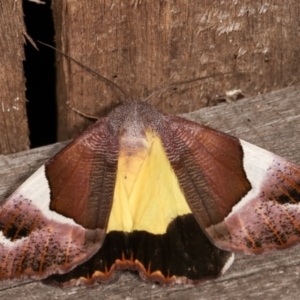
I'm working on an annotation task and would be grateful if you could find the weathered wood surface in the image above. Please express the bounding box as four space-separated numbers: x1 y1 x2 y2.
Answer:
53 0 300 141
2 0 300 154
0 0 29 154
0 86 300 299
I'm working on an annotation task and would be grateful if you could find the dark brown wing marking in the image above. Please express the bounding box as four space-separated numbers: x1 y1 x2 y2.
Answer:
44 214 233 287
161 116 251 235
47 118 118 231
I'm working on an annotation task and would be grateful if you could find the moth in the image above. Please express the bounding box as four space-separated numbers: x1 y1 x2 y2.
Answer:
1 100 300 287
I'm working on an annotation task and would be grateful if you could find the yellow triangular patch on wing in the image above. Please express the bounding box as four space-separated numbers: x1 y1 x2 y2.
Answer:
107 130 191 234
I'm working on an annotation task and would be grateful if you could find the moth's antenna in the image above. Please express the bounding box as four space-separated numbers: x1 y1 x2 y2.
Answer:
68 105 99 120
143 72 234 103
37 41 129 101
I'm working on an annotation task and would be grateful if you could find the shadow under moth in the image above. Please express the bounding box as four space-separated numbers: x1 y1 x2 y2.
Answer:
1 100 300 287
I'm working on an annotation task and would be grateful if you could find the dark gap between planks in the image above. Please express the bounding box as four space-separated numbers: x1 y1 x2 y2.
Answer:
23 0 57 148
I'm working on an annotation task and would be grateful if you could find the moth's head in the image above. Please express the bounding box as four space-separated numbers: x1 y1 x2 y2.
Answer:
106 101 164 136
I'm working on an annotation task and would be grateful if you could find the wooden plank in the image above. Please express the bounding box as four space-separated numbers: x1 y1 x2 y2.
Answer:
52 0 300 141
0 86 300 299
0 0 29 154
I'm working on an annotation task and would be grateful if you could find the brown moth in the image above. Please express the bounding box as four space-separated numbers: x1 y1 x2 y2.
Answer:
1 99 300 287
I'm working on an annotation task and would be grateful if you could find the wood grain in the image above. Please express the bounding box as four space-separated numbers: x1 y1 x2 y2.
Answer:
2 1 299 155
52 0 300 141
0 0 29 154
0 86 300 299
